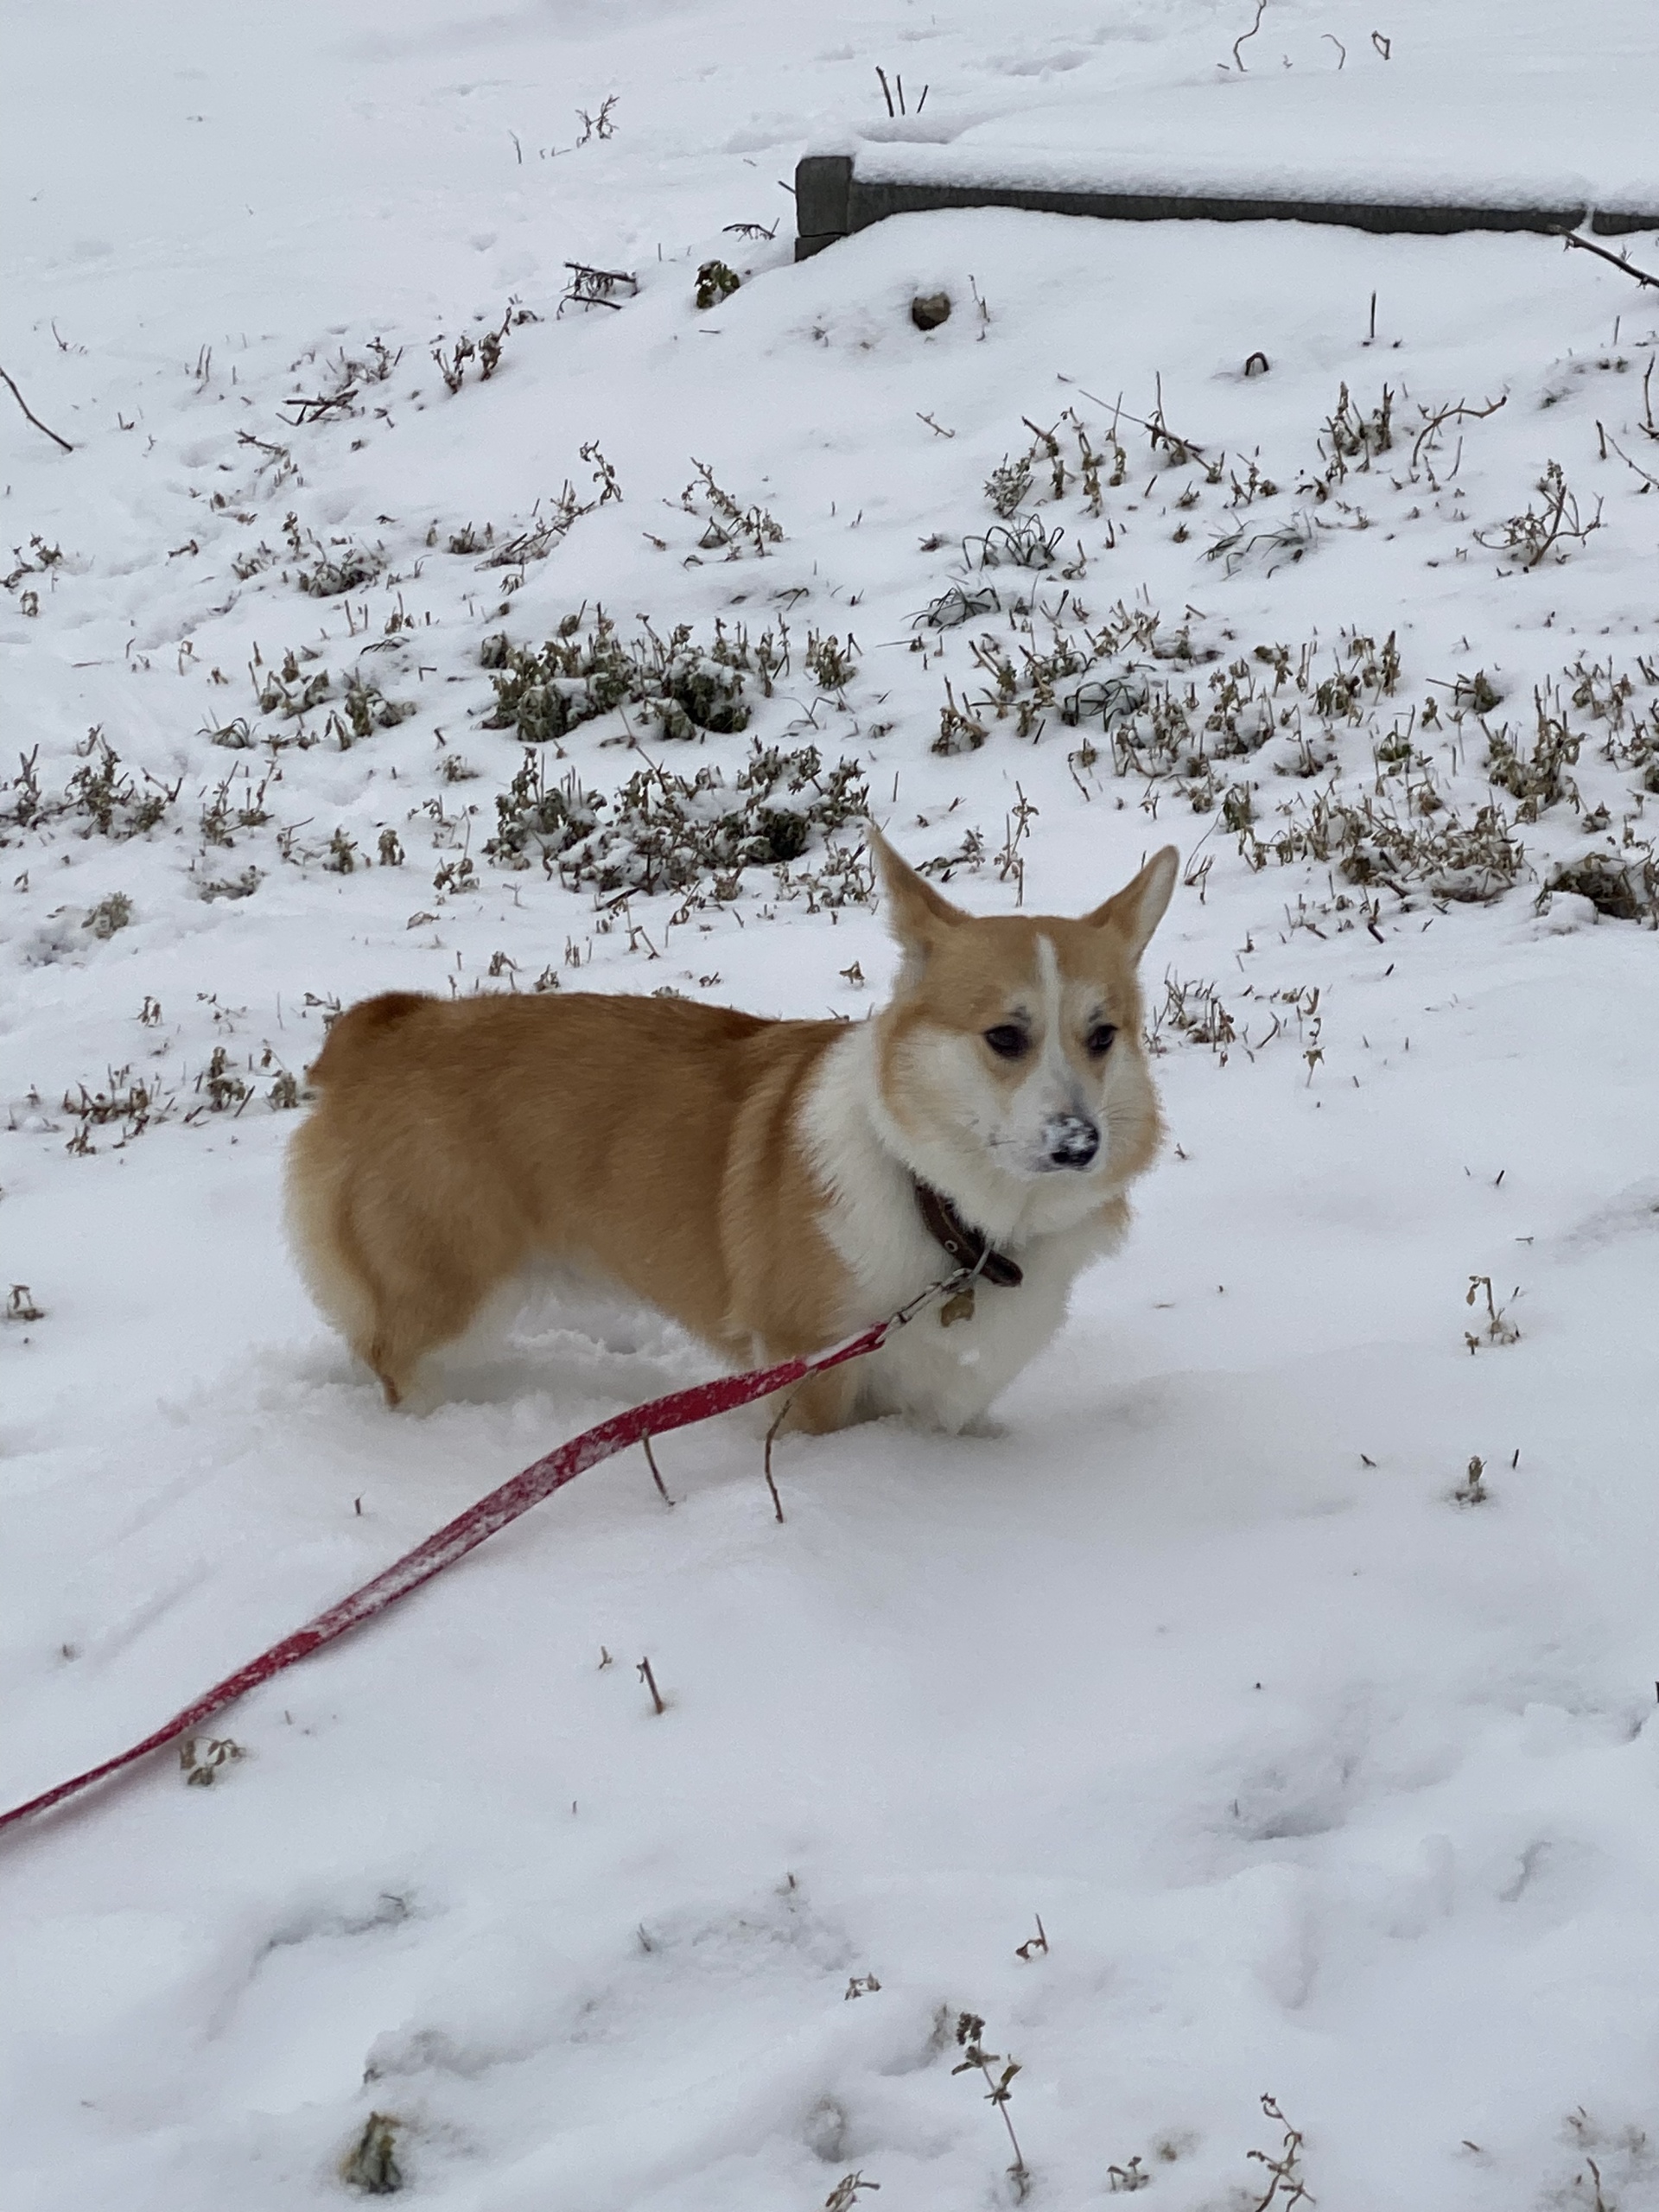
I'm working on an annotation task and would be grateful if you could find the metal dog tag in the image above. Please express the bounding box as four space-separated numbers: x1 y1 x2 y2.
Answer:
939 1286 976 1327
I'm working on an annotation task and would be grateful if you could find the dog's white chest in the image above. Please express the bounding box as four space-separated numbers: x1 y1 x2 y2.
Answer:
801 1031 1118 1433
858 1252 1078 1431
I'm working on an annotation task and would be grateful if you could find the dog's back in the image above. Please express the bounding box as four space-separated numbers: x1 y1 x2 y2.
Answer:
286 990 843 1404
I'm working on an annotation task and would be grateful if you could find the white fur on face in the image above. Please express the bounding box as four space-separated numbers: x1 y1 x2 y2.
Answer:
875 933 1159 1243
918 935 1080 1178
801 1025 1133 1432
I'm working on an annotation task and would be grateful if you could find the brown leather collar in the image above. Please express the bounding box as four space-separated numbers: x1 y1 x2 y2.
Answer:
914 1181 1024 1288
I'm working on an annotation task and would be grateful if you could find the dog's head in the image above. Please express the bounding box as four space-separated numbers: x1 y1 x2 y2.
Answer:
868 830 1179 1239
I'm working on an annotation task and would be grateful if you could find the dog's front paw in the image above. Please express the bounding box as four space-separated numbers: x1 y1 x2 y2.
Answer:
954 1413 1008 1441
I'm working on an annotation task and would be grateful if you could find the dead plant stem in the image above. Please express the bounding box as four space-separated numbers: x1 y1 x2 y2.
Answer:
0 364 73 453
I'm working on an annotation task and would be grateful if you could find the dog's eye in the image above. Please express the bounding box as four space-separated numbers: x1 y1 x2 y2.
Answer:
983 1025 1029 1060
1085 1022 1118 1056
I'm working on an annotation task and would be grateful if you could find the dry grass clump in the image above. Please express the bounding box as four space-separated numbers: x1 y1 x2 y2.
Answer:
249 645 333 723
340 2111 404 2195
60 1066 172 1152
1544 847 1657 920
694 260 741 311
480 611 794 745
1240 778 1525 904
485 740 869 900
1475 460 1602 569
913 569 1656 918
1 733 180 844
678 460 780 556
293 537 385 599
1485 687 1581 814
82 892 134 939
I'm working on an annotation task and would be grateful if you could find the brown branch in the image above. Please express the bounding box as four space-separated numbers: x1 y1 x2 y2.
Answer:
1599 423 1659 492
762 1391 798 1522
1559 230 1659 290
1077 386 1209 461
0 365 73 453
1410 393 1505 474
279 388 358 426
1232 0 1268 72
637 1656 666 1715
642 1434 674 1505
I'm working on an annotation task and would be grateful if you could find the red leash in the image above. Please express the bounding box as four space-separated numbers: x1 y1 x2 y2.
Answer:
0 1284 955 1837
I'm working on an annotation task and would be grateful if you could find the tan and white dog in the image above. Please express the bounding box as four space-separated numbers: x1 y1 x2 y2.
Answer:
285 831 1178 1432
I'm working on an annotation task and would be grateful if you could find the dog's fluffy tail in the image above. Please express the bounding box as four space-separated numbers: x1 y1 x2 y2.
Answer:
290 994 435 1395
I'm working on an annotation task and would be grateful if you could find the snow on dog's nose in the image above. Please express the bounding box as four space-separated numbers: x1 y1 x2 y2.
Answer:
1043 1113 1100 1169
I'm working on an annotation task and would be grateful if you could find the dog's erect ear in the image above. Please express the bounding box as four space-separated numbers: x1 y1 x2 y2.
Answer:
869 824 966 950
1085 846 1179 961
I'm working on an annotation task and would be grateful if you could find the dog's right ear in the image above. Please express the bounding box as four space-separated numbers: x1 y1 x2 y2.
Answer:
868 825 965 956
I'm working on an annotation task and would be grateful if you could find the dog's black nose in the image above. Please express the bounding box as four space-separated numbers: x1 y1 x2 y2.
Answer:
1045 1114 1099 1168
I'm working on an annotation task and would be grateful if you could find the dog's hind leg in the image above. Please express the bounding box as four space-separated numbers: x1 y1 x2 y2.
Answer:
289 1158 480 1405
350 1230 494 1409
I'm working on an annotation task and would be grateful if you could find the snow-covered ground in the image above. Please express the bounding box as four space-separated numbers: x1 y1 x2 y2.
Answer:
3 2 1658 2206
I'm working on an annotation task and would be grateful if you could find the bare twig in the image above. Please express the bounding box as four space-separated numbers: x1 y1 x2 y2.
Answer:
575 93 619 145
1558 231 1659 290
875 66 896 118
1014 1914 1049 1960
279 387 357 426
1410 393 1505 474
762 1391 797 1522
637 1656 666 1714
1475 460 1601 569
1599 423 1659 491
952 2013 1031 2201
1248 2093 1313 2209
560 263 639 314
1077 386 1209 460
0 365 74 453
642 1434 674 1505
1454 1455 1490 1505
1232 0 1268 72
1322 33 1346 66
823 2175 880 2211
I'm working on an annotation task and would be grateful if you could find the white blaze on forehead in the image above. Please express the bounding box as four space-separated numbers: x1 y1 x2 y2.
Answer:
1033 933 1063 1031
1031 934 1073 1096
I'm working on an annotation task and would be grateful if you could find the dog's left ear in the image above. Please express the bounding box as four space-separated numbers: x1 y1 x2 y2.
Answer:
1085 846 1179 961
869 824 967 951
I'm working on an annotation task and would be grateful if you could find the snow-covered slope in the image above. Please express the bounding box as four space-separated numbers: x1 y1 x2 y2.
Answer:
3 3 1657 2208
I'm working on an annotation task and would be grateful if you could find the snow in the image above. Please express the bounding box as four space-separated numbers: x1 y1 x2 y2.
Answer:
3 2 1658 2208
850 1 1659 216
848 144 1607 219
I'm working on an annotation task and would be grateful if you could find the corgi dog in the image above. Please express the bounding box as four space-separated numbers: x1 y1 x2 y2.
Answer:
285 832 1179 1433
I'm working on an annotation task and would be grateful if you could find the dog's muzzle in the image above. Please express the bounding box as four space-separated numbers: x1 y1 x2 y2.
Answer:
1042 1113 1100 1169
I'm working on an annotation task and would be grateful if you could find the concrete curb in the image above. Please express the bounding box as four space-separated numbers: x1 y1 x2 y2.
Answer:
793 153 1659 260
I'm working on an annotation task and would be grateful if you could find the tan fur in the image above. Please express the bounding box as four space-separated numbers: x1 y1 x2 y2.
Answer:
868 830 1171 1236
285 835 1179 1426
